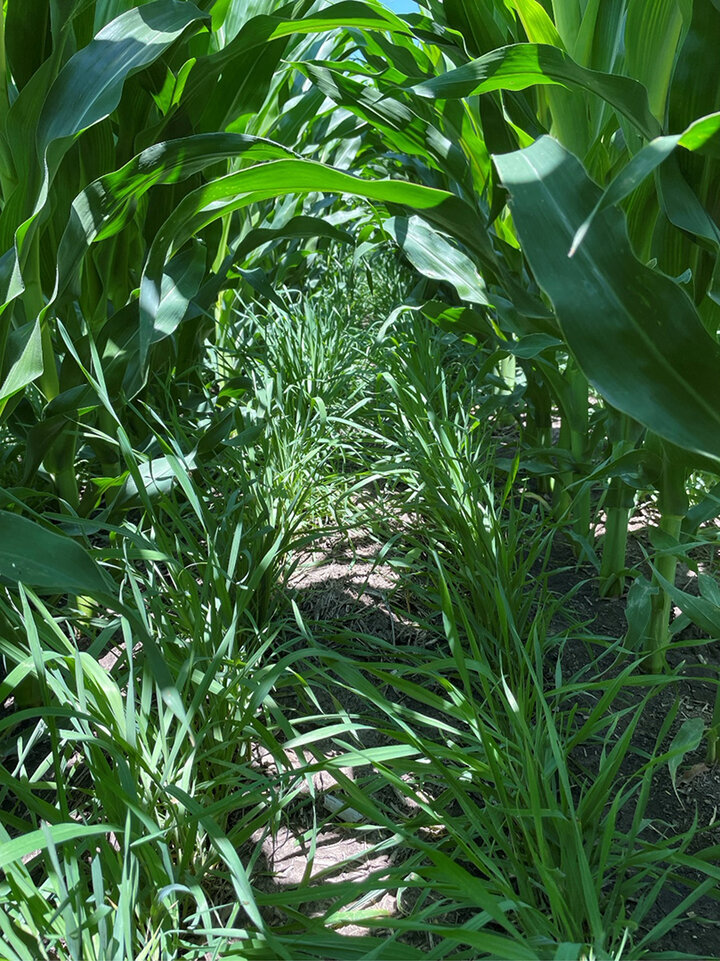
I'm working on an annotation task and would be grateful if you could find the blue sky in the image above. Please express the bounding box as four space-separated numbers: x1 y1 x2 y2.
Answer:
383 0 419 12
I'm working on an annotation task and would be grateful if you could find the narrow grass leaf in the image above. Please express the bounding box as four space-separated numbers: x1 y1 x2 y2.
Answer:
0 824 119 871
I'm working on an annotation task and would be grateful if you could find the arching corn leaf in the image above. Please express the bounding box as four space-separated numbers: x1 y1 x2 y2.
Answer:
0 512 113 594
138 158 489 363
494 136 720 465
411 43 660 140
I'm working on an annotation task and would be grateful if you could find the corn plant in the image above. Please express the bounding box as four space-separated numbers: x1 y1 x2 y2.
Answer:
288 0 720 678
0 0 432 510
485 2 720 671
4 5 720 954
1 0 718 706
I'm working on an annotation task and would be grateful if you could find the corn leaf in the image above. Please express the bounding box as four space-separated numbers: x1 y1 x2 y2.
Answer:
0 319 44 407
0 512 113 595
662 0 720 297
138 158 489 361
494 136 720 465
0 1 210 317
37 2 208 162
570 112 720 255
4 0 52 91
667 717 704 795
146 240 207 352
625 0 691 121
510 0 564 47
53 133 295 306
443 0 513 54
411 42 661 140
383 216 490 306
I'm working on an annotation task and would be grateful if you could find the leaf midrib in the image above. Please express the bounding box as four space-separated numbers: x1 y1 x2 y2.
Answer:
517 147 720 437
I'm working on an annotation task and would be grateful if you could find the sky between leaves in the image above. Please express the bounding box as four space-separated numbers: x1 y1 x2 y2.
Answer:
384 0 419 12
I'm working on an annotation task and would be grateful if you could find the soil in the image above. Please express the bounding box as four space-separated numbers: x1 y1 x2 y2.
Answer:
4 510 720 958
247 517 720 960
549 549 720 960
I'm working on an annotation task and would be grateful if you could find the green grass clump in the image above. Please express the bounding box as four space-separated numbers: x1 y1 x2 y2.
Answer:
3 1 720 956
1 274 717 960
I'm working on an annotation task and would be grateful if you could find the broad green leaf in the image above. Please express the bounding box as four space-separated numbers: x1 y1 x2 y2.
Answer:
508 332 564 357
0 511 113 594
654 567 720 638
0 1 211 317
22 415 71 486
0 320 44 407
684 480 720 532
502 1 597 158
625 0 691 121
421 301 493 343
663 0 720 297
54 133 295 305
174 0 411 129
550 0 581 43
657 157 720 258
4 0 52 91
0 248 25 308
444 0 515 54
501 4 590 157
668 0 720 135
139 240 206 365
300 61 465 177
118 452 198 505
572 0 624 73
699 571 720 607
383 216 490 305
624 576 654 652
232 214 355 263
507 0 564 47
304 55 486 196
411 42 661 140
211 0 274 37
0 59 56 247
139 157 490 358
667 717 704 796
138 212 353 366
570 112 720 256
262 0 409 36
94 0 156 32
37 1 209 162
494 136 720 466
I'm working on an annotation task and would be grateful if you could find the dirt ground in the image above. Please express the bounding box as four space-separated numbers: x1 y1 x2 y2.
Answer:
551 553 720 959
5 516 720 957
252 523 720 959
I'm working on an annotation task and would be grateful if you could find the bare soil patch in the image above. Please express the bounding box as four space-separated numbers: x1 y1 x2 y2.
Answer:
264 523 720 958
